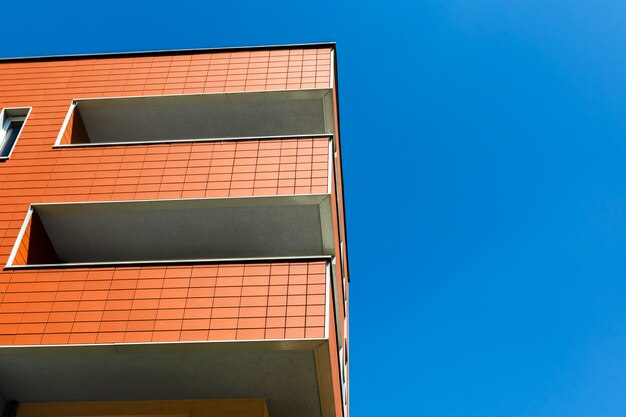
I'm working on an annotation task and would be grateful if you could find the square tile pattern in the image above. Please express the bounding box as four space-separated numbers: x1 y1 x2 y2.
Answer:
0 261 327 345
0 47 333 345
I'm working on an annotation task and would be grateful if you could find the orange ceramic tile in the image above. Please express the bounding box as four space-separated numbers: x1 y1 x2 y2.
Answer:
124 331 155 343
67 333 98 344
305 327 325 338
264 328 285 339
180 330 209 341
284 328 305 339
207 329 236 340
186 298 213 309
40 333 71 344
156 309 185 320
236 329 266 340
96 332 126 343
151 330 181 342
13 334 44 345
154 319 183 331
183 308 212 320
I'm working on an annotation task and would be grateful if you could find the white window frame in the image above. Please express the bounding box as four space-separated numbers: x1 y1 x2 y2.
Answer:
0 107 32 160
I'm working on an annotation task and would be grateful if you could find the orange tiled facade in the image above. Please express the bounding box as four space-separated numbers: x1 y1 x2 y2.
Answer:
0 44 349 417
0 261 327 345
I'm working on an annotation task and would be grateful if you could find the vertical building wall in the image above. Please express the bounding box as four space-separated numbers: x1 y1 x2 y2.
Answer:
0 44 349 417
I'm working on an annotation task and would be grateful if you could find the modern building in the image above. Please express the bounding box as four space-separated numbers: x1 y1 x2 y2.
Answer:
0 43 349 417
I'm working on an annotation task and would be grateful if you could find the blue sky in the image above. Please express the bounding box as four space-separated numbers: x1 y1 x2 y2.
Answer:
6 1 626 415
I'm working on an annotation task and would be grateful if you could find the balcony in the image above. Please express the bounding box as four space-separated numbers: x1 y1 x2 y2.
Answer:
0 259 337 417
56 89 335 146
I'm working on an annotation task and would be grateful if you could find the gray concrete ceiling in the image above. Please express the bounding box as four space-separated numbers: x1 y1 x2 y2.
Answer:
0 341 326 417
29 195 333 265
77 90 334 144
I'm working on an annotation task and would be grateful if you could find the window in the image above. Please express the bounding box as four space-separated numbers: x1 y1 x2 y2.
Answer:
0 108 30 159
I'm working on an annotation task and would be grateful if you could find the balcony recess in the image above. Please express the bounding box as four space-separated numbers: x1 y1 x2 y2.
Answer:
8 195 334 267
56 89 334 146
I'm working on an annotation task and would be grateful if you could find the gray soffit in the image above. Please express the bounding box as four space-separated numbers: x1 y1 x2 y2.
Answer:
74 89 334 145
0 340 328 417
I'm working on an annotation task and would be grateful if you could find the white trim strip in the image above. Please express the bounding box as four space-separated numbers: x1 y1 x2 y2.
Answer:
330 49 336 89
6 205 33 267
0 337 330 351
327 138 333 194
26 192 330 208
54 133 334 148
6 255 331 270
325 261 331 340
70 87 331 103
53 100 77 147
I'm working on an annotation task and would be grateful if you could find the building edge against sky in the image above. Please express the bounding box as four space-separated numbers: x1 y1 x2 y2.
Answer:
0 42 350 417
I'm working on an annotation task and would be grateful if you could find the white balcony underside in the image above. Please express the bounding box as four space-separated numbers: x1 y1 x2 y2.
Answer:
0 340 333 417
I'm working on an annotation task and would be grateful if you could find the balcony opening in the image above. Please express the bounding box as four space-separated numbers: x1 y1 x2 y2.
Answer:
8 195 333 267
56 89 334 146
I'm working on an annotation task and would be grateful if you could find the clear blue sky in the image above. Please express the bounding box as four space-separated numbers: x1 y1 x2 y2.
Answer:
6 1 626 416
